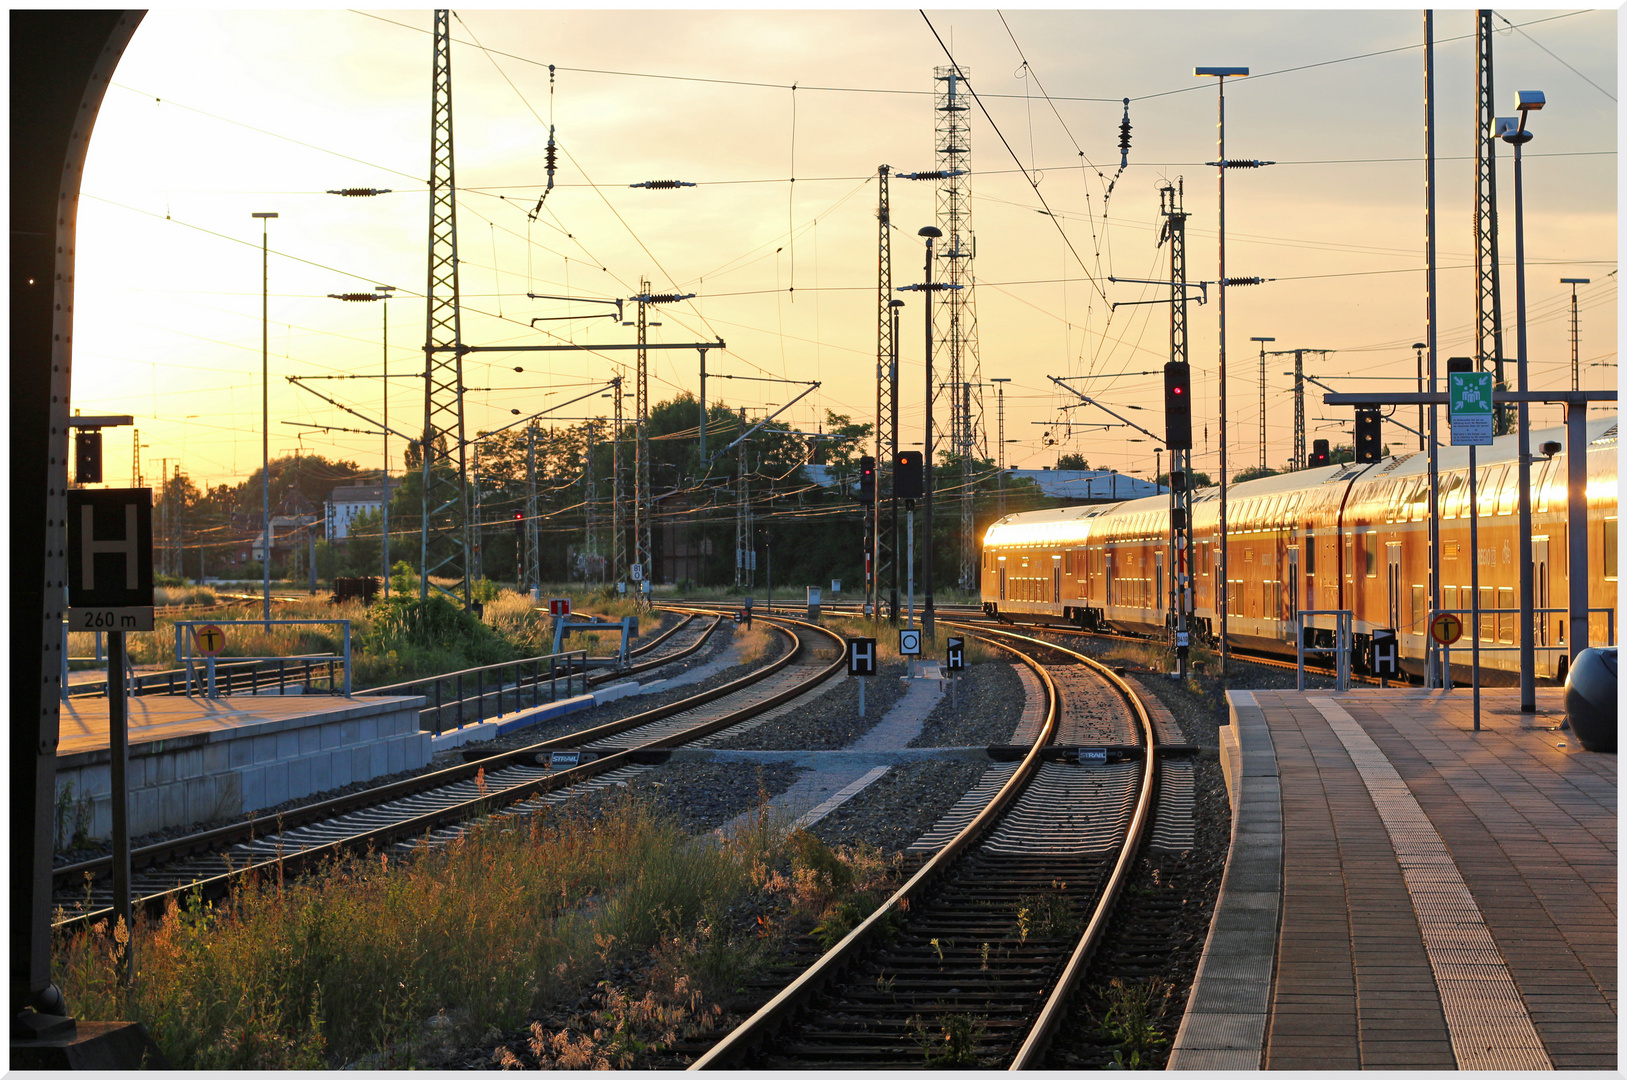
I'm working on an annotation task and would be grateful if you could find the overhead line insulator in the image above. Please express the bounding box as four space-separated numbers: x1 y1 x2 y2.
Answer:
1207 159 1276 169
630 180 696 189
327 188 393 197
1222 277 1267 287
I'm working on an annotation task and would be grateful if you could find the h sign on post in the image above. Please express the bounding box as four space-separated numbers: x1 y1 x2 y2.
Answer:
946 636 965 671
847 637 877 677
1371 627 1399 681
67 489 155 631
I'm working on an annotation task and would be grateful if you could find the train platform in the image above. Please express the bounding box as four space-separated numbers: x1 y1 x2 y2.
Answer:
1171 686 1616 1070
54 692 427 841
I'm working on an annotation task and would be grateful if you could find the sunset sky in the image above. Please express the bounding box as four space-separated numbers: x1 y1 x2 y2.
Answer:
71 7 1617 493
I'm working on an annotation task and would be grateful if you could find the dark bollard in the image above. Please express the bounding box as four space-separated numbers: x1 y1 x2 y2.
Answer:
1563 647 1617 753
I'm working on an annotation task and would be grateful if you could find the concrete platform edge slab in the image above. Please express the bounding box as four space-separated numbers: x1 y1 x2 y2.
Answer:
1168 692 1280 1071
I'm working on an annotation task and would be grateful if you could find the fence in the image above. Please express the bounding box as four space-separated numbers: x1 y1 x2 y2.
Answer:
358 650 589 735
174 619 353 697
1296 610 1353 691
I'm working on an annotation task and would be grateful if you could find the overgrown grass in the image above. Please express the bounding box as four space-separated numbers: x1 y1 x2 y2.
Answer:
68 587 673 690
53 793 904 1069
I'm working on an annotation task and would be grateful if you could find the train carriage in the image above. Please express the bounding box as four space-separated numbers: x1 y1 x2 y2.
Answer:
982 415 1618 683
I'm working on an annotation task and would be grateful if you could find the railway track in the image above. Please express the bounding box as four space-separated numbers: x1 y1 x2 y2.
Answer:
691 623 1168 1070
51 613 844 933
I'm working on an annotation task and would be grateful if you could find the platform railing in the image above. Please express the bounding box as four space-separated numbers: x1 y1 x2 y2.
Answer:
357 650 589 735
64 654 348 700
1296 610 1353 691
173 619 353 697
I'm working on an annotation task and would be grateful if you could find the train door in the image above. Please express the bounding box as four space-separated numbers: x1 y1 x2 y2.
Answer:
1155 550 1165 615
1285 547 1300 640
998 564 1006 602
1533 537 1550 650
1052 561 1062 605
1105 549 1115 607
1386 542 1403 632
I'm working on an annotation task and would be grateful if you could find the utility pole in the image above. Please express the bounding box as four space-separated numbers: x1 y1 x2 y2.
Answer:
1476 9 1511 436
628 284 694 587
991 377 1010 516
611 376 625 581
1250 337 1274 470
420 8 472 606
158 458 169 577
875 165 896 622
525 421 538 594
1162 180 1196 679
583 420 598 582
932 66 982 594
1562 278 1590 390
131 428 144 488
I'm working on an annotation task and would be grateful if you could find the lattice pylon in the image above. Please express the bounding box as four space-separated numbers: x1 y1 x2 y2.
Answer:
634 280 652 584
874 165 897 620
419 8 471 605
933 65 982 592
1475 9 1511 435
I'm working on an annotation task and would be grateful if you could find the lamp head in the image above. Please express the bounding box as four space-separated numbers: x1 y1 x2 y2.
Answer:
918 226 942 238
1194 66 1248 77
1515 90 1546 112
888 299 905 309
1540 440 1561 459
1491 116 1519 139
1412 342 1427 351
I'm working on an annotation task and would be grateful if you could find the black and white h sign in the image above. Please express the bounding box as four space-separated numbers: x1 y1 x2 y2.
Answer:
847 637 877 677
1371 627 1399 681
67 489 154 630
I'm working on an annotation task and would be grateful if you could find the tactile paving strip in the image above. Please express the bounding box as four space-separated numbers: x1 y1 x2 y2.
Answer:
1308 697 1552 1072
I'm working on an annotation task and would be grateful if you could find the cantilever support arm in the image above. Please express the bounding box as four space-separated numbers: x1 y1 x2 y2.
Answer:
1046 374 1166 445
705 382 822 466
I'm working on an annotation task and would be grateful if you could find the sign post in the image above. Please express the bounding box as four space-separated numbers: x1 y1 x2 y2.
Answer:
847 637 877 717
899 627 921 679
1430 612 1463 691
193 623 226 698
1447 371 1495 446
946 636 965 709
1370 627 1399 687
67 489 153 983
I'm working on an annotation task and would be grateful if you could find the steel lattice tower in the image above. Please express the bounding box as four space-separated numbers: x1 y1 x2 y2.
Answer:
1476 10 1511 436
874 165 898 620
419 9 471 605
634 280 652 584
611 377 625 581
1161 179 1196 679
932 66 982 592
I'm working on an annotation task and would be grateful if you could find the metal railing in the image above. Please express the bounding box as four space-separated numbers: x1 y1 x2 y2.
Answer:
65 654 349 700
357 650 589 735
1428 606 1616 653
1296 610 1353 691
174 619 353 697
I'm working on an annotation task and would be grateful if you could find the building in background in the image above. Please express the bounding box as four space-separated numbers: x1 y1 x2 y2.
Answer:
326 481 398 541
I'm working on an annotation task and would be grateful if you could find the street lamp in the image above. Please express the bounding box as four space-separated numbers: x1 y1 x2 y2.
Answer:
918 226 942 639
1195 65 1247 674
253 211 278 624
328 286 397 594
1499 88 1543 712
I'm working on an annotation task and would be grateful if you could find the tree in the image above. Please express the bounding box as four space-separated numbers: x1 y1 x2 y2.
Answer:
1056 452 1089 471
1232 465 1281 484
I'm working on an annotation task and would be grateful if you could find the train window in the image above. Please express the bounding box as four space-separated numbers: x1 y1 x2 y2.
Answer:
1410 584 1426 633
1497 586 1515 643
1606 519 1618 580
1440 472 1465 517
1362 529 1378 577
1304 535 1316 577
1345 533 1354 579
1444 585 1458 611
1479 586 1495 641
1497 467 1520 515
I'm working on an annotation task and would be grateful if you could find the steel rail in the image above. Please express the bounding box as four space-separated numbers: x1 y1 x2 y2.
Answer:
945 621 1160 1069
689 632 1062 1070
52 616 845 930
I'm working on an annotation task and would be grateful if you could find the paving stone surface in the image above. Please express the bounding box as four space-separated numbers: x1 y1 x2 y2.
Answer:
1250 687 1615 1071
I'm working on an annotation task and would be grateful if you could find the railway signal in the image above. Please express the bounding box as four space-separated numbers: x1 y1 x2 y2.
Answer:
1354 407 1383 463
857 456 876 503
1309 439 1331 468
512 510 524 538
1371 627 1399 683
1163 361 1193 449
894 451 923 501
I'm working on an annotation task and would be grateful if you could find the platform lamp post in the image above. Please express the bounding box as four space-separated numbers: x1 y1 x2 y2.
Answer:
1412 342 1428 451
327 286 397 595
918 226 942 640
253 211 278 625
1561 278 1590 391
1498 90 1543 712
1195 65 1248 675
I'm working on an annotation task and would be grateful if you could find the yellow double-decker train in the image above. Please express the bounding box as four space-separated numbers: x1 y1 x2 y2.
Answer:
981 415 1618 682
